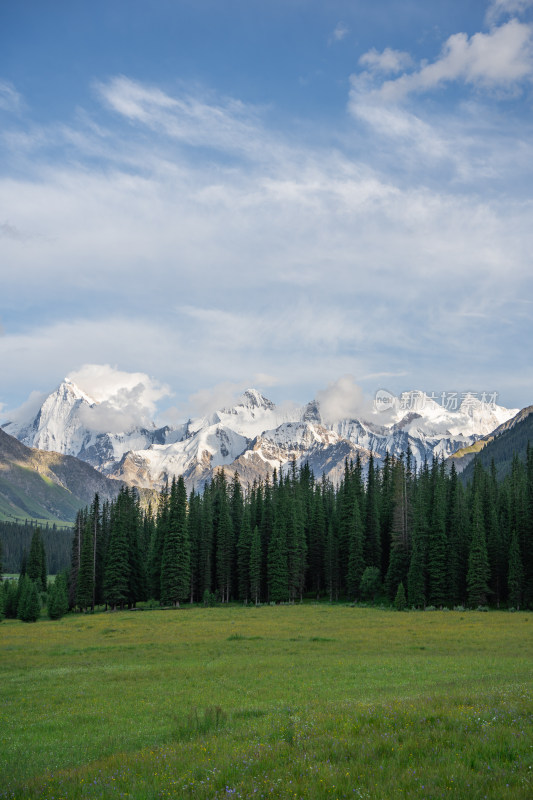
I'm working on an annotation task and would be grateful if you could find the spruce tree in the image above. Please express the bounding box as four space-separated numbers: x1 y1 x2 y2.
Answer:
268 508 289 603
149 483 169 600
249 525 262 605
160 476 190 607
17 576 41 622
407 532 425 608
507 528 524 609
346 497 365 600
104 492 130 610
237 506 252 603
364 455 381 572
48 572 69 619
27 528 44 587
76 517 94 611
467 492 491 607
394 581 407 611
428 463 449 607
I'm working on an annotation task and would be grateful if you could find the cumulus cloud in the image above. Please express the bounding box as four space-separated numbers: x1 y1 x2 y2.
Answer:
354 20 533 104
66 364 170 433
315 376 373 424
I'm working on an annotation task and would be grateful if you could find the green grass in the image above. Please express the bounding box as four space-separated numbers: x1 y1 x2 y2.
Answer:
0 605 532 799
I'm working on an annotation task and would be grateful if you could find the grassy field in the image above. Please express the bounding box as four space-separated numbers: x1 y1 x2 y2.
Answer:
0 604 531 799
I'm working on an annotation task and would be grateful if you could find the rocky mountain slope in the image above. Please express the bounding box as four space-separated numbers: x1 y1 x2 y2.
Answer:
2 380 518 490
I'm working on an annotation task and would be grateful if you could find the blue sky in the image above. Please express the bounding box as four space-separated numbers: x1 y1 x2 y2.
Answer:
1 0 533 422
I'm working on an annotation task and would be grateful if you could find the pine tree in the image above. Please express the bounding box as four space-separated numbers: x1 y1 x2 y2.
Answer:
149 483 169 601
346 497 365 600
407 532 425 608
160 476 190 607
17 576 41 622
215 472 234 603
428 462 449 607
76 515 94 611
237 506 252 603
467 492 490 607
360 566 381 602
364 455 381 572
385 459 411 601
249 525 262 605
104 492 130 610
268 506 289 603
48 572 69 619
69 510 84 609
394 581 407 610
507 528 524 609
308 485 326 598
27 528 44 587
324 520 340 602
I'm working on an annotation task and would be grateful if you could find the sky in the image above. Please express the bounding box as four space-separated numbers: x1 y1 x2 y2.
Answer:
1 0 533 424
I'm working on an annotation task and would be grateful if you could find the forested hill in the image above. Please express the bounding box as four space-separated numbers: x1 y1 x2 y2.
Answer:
456 406 533 483
0 428 122 523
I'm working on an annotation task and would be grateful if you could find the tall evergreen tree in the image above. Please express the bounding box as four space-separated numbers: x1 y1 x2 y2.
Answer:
428 461 449 607
346 496 365 600
467 492 491 607
104 492 130 610
507 528 524 609
237 505 253 603
27 528 44 588
364 455 381 572
249 525 262 605
268 504 289 603
160 476 190 607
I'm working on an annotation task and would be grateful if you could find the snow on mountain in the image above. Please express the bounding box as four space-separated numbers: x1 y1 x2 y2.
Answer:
1 378 519 490
2 379 169 472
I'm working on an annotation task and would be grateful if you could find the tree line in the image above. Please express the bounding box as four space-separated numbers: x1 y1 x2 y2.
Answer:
1 445 531 621
67 446 533 612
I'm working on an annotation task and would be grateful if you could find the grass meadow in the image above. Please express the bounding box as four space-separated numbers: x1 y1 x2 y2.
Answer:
0 604 531 799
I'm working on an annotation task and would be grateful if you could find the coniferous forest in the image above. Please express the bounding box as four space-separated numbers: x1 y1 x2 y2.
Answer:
57 445 533 614
1 446 532 621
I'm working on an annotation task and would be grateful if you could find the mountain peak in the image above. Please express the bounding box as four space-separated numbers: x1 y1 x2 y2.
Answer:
237 389 275 411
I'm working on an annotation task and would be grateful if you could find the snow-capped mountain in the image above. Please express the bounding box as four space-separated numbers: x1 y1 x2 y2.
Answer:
2 380 518 490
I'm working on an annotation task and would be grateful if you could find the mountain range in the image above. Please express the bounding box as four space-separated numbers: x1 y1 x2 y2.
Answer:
2 378 518 491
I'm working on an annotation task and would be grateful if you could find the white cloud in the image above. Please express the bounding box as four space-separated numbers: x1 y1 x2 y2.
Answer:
1 390 48 426
1 73 533 412
359 48 413 74
486 0 533 25
95 75 273 161
368 20 533 102
68 363 169 409
0 80 23 113
329 23 350 44
315 375 373 424
186 381 249 419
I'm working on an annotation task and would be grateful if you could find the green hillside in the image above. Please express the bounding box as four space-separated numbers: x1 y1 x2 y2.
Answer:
0 428 122 524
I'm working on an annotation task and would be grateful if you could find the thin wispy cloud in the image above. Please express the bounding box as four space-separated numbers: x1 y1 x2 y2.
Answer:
329 22 350 44
1 4 532 414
